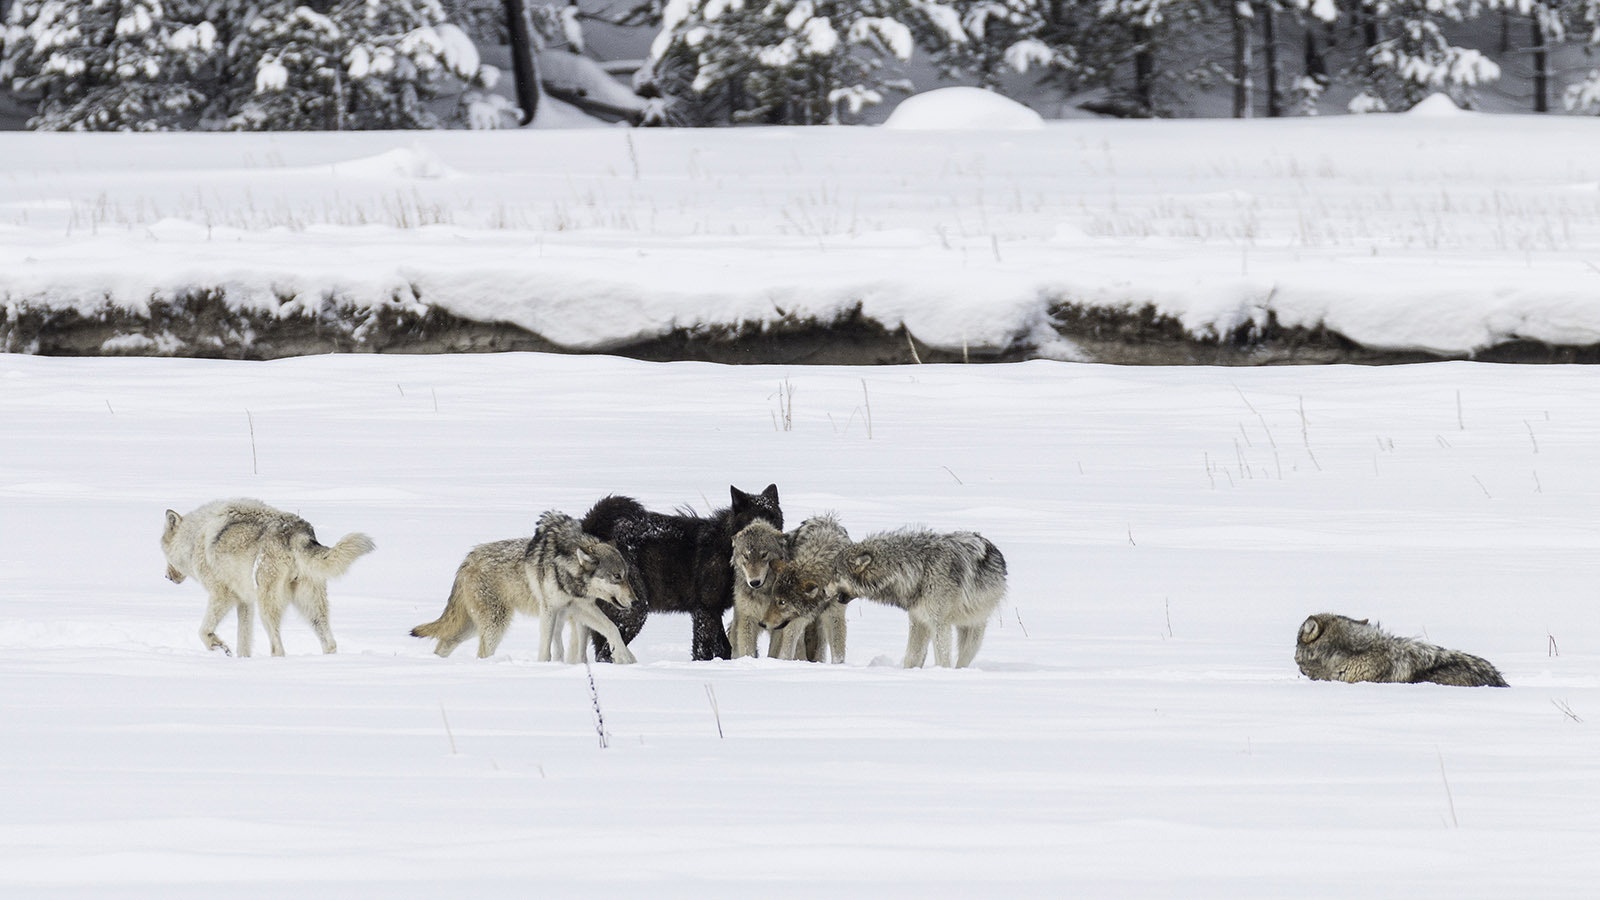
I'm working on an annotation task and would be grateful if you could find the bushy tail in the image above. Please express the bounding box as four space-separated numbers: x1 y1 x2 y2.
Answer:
411 565 473 640
296 531 376 580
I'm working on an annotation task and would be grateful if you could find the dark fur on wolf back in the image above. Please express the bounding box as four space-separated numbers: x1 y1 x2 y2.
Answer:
581 484 782 661
1295 613 1508 687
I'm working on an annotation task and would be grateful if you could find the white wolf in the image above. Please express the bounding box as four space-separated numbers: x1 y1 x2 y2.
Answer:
765 514 852 663
411 511 637 663
836 527 1006 668
161 498 374 657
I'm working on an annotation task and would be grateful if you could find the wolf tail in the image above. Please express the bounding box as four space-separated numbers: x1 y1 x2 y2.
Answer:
295 531 376 580
411 564 473 640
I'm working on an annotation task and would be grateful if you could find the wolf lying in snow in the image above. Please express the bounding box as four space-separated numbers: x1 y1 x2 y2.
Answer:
836 527 1006 668
1295 613 1507 687
411 511 636 662
581 484 782 661
161 498 374 657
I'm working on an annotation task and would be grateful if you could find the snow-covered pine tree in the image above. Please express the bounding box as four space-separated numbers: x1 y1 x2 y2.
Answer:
1091 0 1210 115
1 0 216 130
910 1 1073 90
1561 0 1600 110
225 0 485 130
1342 0 1501 112
644 0 920 124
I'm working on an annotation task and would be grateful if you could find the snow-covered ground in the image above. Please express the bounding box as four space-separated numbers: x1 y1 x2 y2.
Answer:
4 95 1600 357
4 350 1600 896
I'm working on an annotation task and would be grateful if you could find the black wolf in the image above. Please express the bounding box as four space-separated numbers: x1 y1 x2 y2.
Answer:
581 484 782 661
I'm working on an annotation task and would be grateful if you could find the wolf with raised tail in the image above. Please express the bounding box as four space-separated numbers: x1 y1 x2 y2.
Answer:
161 498 374 657
1295 613 1507 687
836 527 1006 668
410 511 636 662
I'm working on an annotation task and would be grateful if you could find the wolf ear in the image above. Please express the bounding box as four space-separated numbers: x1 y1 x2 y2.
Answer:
164 509 182 533
761 483 779 504
1298 617 1322 644
850 552 871 572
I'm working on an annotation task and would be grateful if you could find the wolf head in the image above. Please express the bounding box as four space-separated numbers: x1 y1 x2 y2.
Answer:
160 509 188 583
577 540 636 610
1295 613 1382 681
764 563 832 629
731 519 788 590
729 483 782 533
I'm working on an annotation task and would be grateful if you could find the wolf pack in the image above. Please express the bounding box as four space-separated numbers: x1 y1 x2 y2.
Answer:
160 487 1508 686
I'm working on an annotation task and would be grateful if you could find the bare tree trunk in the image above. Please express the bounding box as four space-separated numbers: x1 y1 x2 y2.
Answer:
1531 10 1549 113
1261 3 1280 117
1133 26 1155 114
503 0 541 125
1232 1 1254 118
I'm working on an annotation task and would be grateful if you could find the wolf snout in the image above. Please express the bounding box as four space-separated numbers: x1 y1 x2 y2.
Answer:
747 577 765 589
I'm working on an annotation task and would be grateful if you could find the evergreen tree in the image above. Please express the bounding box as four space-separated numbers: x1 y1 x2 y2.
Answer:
226 0 481 131
645 0 921 124
1343 0 1502 112
1 0 216 130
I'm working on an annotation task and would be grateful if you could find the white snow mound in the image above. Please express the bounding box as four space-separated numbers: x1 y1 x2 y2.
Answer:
329 145 458 179
883 86 1045 131
1404 93 1469 116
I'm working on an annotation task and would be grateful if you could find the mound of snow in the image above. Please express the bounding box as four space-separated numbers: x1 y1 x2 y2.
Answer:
883 87 1045 131
1405 93 1469 117
329 145 458 179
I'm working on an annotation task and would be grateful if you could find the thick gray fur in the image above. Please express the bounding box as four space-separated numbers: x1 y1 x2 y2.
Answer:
411 511 636 662
1295 613 1508 687
161 498 374 657
835 527 1006 668
728 519 790 658
766 514 852 663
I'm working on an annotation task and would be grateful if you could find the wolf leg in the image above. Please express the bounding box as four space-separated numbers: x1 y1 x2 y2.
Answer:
568 602 636 664
259 594 288 657
234 599 254 658
823 606 847 664
565 620 592 664
955 622 988 668
537 603 566 662
729 609 751 657
768 623 795 659
199 591 235 656
691 609 732 661
592 601 648 663
297 579 337 654
932 622 955 667
476 616 509 659
902 617 932 668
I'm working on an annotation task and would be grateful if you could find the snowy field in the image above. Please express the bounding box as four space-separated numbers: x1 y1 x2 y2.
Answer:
4 350 1600 896
5 96 1600 356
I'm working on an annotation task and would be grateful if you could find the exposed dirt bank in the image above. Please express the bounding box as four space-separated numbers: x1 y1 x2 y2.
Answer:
5 292 1599 366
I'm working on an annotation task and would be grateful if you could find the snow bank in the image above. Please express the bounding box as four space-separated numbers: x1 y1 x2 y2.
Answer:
882 86 1045 130
3 116 1600 359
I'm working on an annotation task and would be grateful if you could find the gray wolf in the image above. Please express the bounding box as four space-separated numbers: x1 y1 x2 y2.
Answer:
1295 613 1507 687
410 511 636 662
580 484 782 661
764 514 852 663
836 528 1006 668
728 519 790 658
161 498 373 657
